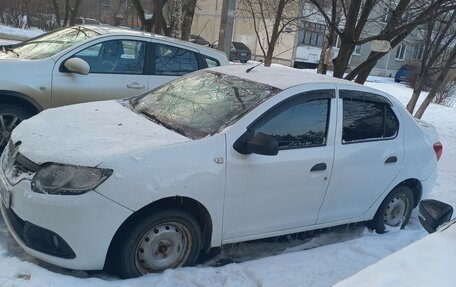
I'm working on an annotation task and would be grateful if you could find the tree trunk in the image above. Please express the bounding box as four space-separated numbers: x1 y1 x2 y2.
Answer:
63 0 70 26
153 0 164 34
131 0 154 32
317 33 331 74
263 0 286 67
406 77 426 114
181 0 197 41
69 0 82 26
332 42 354 78
171 0 183 38
51 0 61 27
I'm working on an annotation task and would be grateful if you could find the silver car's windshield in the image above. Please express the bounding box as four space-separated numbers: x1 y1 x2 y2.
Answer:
131 71 281 139
6 26 99 60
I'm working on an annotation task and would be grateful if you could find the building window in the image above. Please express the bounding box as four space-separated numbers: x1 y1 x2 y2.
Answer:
412 43 423 60
395 44 406 61
302 22 326 47
353 45 362 55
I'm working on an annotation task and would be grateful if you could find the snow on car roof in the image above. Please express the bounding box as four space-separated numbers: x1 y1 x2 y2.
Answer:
209 64 362 90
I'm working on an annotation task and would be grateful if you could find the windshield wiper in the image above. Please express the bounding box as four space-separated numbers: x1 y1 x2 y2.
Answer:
138 110 188 137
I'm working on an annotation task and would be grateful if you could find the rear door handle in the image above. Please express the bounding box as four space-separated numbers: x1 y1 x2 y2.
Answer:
127 82 145 90
310 163 327 172
385 156 397 164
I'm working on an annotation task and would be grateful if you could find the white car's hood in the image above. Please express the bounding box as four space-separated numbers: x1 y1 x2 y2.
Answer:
11 100 190 166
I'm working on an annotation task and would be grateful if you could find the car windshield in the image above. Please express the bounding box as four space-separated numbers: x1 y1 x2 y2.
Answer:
5 26 99 60
130 70 281 139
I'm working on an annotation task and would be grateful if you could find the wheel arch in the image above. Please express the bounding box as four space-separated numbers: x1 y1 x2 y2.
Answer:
0 90 43 115
104 196 213 270
391 178 422 208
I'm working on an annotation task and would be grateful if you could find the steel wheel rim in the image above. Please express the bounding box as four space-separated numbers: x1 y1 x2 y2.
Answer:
383 194 409 227
135 221 192 274
0 113 23 151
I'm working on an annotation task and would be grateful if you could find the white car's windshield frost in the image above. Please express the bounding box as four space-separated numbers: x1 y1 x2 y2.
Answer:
131 71 281 139
7 27 99 60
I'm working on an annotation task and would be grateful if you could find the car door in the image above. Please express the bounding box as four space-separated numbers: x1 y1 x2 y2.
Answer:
51 39 150 107
149 42 201 89
222 89 336 242
317 88 405 224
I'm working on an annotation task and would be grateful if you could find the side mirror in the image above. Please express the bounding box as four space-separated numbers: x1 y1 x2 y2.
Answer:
246 132 278 156
419 199 453 234
64 58 90 75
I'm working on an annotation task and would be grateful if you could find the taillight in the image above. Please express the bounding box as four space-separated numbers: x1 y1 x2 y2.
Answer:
433 142 443 161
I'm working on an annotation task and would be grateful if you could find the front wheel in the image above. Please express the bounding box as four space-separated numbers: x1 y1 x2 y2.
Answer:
117 209 202 278
0 104 33 151
368 186 414 234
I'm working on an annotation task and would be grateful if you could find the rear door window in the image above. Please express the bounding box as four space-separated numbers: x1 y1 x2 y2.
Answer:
341 90 399 144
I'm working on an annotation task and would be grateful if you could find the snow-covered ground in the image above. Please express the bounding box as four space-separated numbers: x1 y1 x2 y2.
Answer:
0 24 43 39
0 24 455 286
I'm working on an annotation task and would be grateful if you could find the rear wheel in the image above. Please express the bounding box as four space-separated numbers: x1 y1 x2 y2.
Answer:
117 209 202 278
369 186 414 234
0 104 33 151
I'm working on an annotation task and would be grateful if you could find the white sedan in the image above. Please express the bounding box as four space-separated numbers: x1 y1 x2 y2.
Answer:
0 65 441 278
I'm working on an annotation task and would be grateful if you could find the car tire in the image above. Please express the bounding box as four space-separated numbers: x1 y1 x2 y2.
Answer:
368 186 414 234
117 209 202 278
0 104 33 151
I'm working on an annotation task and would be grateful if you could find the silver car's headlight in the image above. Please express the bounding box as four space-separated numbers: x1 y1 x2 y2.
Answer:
31 163 113 195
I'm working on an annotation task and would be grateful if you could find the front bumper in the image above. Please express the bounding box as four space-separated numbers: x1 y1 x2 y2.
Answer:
0 166 132 270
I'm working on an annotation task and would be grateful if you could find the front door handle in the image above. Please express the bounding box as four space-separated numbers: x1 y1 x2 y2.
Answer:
127 82 145 90
385 156 398 164
310 163 327 172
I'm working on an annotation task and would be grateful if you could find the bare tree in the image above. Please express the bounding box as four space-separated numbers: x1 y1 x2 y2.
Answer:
51 0 83 27
130 0 196 40
406 10 456 115
237 0 304 67
309 0 456 81
170 0 183 38
414 45 456 118
181 0 197 41
317 0 343 74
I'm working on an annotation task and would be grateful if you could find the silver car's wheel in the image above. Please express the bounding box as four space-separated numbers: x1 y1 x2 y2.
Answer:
0 105 33 151
135 221 192 273
117 209 202 278
369 186 414 234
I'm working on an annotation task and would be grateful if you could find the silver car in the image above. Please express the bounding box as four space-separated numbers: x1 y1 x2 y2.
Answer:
0 25 229 150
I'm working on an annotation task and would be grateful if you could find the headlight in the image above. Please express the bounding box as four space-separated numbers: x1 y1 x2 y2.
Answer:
31 163 113 195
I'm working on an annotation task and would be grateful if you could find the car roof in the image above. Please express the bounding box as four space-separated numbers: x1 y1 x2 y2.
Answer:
80 25 228 61
209 64 362 90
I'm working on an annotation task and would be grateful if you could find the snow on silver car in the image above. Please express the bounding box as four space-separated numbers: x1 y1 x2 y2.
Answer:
0 65 442 278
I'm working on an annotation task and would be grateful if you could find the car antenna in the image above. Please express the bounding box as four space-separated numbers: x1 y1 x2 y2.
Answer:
246 61 263 73
195 19 210 44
